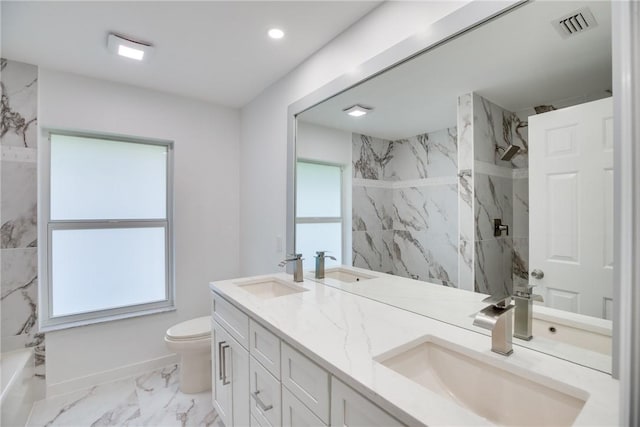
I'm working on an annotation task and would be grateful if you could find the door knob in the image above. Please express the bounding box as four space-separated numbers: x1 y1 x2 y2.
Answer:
531 269 544 279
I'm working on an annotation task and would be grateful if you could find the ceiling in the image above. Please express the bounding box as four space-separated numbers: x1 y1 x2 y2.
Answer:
298 1 612 140
1 1 380 108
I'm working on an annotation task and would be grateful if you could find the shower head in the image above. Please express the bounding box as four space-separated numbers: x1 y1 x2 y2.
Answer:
498 144 521 161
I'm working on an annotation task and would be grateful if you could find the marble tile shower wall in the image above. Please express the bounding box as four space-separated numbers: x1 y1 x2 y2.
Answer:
352 129 459 287
0 59 45 379
472 93 529 297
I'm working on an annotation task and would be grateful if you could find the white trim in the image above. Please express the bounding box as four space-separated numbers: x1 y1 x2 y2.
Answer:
44 353 179 398
512 168 529 179
295 217 341 224
474 160 513 179
353 176 457 189
612 0 640 422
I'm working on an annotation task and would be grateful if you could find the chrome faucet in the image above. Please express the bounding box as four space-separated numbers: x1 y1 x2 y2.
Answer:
473 294 515 356
279 254 304 282
513 285 544 341
314 251 336 279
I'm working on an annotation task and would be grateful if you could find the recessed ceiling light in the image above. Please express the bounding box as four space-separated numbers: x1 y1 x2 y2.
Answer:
268 28 285 39
343 105 372 117
107 33 153 61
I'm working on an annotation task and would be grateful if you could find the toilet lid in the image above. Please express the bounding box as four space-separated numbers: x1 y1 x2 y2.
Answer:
166 316 211 340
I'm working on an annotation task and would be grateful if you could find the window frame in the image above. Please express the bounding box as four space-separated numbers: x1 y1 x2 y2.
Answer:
295 159 344 266
39 130 175 331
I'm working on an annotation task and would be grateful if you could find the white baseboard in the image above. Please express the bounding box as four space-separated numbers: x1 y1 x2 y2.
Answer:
45 353 180 398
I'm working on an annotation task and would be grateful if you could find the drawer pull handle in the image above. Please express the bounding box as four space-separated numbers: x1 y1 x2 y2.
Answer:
220 342 231 385
217 341 225 381
251 390 273 412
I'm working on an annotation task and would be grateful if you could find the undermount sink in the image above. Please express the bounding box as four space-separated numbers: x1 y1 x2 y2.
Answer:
375 336 587 426
234 277 307 299
318 267 375 283
532 316 612 356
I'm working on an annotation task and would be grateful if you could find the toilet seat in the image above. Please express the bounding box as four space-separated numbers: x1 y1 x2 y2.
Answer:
166 316 211 341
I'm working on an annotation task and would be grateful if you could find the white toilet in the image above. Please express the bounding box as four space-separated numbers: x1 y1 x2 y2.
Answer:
164 316 212 394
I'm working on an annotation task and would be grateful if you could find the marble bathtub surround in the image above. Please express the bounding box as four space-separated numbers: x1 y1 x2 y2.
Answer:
0 59 38 149
26 364 221 427
1 160 37 249
1 58 45 380
352 127 458 287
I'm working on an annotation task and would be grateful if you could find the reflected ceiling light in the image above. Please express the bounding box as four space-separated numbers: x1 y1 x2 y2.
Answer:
268 28 285 39
107 33 153 61
343 105 372 117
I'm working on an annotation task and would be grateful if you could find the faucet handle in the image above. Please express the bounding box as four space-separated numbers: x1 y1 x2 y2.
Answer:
315 251 336 260
474 303 515 324
514 285 533 297
278 254 304 267
514 285 544 302
482 293 512 308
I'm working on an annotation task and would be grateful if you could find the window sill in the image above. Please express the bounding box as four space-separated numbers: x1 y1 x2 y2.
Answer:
39 304 176 333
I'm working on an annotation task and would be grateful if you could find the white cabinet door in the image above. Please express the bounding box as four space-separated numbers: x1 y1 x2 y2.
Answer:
213 320 232 426
213 320 250 427
330 378 403 427
529 97 614 318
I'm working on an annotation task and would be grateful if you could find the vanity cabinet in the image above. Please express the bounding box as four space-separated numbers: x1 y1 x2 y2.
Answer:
212 292 403 427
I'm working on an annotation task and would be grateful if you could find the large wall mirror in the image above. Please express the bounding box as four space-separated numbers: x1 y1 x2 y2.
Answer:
293 0 613 373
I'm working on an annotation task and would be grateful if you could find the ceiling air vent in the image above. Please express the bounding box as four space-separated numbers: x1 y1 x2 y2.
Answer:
553 8 598 38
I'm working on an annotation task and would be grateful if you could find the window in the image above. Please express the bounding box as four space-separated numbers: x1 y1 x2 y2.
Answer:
41 132 174 330
295 161 342 270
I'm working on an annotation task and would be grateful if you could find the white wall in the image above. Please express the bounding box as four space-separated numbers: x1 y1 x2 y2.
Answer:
239 1 471 275
296 121 352 265
39 69 240 393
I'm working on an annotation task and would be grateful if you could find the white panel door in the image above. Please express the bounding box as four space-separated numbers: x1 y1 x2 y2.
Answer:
529 97 613 318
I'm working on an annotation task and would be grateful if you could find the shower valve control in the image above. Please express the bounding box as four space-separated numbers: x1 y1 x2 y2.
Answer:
493 219 509 237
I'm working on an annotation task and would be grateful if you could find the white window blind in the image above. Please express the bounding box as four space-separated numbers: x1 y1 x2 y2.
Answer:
42 133 174 330
295 161 343 270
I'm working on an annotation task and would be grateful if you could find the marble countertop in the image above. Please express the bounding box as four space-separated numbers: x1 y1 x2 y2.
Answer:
210 272 618 426
305 265 613 373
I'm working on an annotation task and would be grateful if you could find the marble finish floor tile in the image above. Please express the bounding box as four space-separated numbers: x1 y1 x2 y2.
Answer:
26 365 221 427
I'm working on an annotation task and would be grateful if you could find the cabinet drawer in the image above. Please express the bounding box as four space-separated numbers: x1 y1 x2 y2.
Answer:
250 356 281 427
250 320 281 379
331 377 404 426
281 343 330 424
213 293 249 349
282 386 327 427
